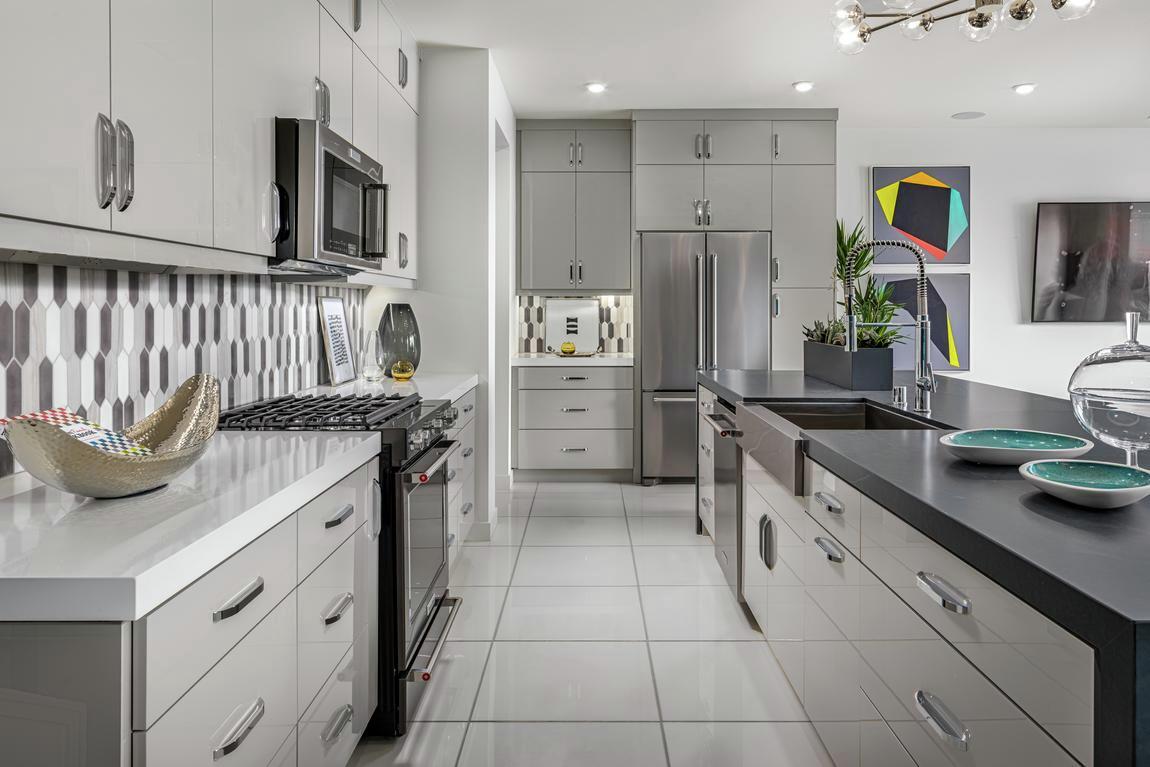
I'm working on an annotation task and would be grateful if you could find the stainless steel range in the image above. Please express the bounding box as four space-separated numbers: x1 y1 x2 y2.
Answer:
218 391 462 737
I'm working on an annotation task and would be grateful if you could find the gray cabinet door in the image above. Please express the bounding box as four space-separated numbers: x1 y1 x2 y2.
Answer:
634 120 704 164
772 120 836 164
576 130 631 171
704 165 772 230
771 287 833 370
521 129 576 171
634 165 704 231
521 172 576 289
702 120 773 164
772 165 835 288
576 172 631 290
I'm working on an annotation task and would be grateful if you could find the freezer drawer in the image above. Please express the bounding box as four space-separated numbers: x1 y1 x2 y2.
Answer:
642 391 698 479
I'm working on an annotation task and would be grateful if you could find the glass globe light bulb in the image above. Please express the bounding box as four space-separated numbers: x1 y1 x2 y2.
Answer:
834 21 869 55
1051 0 1095 21
881 0 916 10
959 8 999 41
829 0 864 29
900 14 934 40
1002 0 1037 30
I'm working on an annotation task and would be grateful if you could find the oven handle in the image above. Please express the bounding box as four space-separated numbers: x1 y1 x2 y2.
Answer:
403 441 461 484
406 595 463 682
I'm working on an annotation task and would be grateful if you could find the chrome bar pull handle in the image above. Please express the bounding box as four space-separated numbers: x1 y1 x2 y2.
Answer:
704 133 713 159
772 293 781 318
462 502 473 516
812 491 844 515
463 404 474 414
315 78 326 124
560 447 588 453
212 576 265 622
759 514 777 569
569 259 575 285
700 496 713 509
915 690 971 751
700 443 712 456
322 592 354 625
114 120 135 212
772 257 780 282
653 396 697 403
694 133 703 159
696 253 705 369
916 572 973 615
773 132 781 160
463 447 474 458
561 407 588 413
577 142 583 166
212 697 265 760
561 375 587 381
815 536 845 564
569 142 575 167
446 469 457 482
704 199 712 227
324 503 355 529
371 478 382 540
94 113 116 209
577 260 583 285
321 704 354 744
364 183 388 257
709 252 718 369
353 0 362 31
692 199 703 226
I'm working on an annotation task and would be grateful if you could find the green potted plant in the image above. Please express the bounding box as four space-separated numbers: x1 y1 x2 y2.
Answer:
802 220 904 390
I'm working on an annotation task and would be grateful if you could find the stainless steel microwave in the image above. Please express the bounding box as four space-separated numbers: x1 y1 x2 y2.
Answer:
271 118 387 275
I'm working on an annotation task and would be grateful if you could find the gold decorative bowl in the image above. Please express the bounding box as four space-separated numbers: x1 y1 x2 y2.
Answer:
5 375 221 499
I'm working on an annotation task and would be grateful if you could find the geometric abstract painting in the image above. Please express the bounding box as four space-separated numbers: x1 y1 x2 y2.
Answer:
874 272 971 371
872 166 971 264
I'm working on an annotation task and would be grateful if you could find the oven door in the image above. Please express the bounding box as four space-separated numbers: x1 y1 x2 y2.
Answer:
400 439 459 657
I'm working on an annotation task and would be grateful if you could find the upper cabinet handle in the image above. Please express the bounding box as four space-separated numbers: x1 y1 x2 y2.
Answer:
916 571 973 615
773 132 781 160
704 199 712 227
771 257 780 282
694 133 703 160
114 120 135 212
569 142 575 167
353 0 362 31
772 293 781 318
94 113 116 209
315 78 327 125
324 503 355 529
577 260 583 284
569 259 575 285
692 199 703 227
813 490 844 515
398 231 409 269
213 576 265 622
704 133 713 159
915 690 971 751
577 142 583 166
815 536 845 564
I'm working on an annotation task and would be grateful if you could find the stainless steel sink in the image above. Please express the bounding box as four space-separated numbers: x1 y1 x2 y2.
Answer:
762 401 939 431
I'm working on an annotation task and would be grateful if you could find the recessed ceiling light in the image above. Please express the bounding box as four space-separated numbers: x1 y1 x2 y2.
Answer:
951 111 987 120
792 81 815 93
585 82 607 94
1012 82 1038 95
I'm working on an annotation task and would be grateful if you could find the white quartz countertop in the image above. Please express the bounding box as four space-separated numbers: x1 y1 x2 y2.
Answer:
0 431 380 621
306 372 479 402
512 353 633 367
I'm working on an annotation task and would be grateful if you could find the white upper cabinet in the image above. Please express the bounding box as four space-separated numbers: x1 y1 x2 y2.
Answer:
379 80 417 278
398 27 419 113
521 130 577 172
703 121 773 164
772 121 836 164
353 47 380 161
320 7 355 141
319 0 375 58
110 0 213 246
0 1 111 230
213 0 318 256
377 2 402 88
634 120 704 164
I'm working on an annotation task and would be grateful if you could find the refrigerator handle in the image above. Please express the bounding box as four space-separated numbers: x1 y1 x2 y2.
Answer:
696 252 705 370
709 252 718 370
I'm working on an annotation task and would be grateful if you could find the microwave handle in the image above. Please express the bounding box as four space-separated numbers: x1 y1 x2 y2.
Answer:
363 183 388 258
268 182 288 243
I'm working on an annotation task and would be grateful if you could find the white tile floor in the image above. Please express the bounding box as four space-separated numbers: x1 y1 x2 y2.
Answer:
350 482 835 767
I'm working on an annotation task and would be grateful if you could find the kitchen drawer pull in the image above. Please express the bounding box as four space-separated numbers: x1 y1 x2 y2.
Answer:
463 404 474 414
815 536 845 564
447 469 457 481
813 491 844 515
653 396 696 404
700 443 712 456
915 689 971 751
703 412 742 439
561 407 589 413
561 447 588 453
462 502 473 516
916 571 973 615
212 697 265 760
759 514 777 569
322 591 354 625
700 496 713 509
561 376 588 381
212 576 265 622
463 447 474 458
321 703 354 744
324 503 355 529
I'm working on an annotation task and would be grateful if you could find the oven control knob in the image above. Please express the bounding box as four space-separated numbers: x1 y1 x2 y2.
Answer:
411 430 427 447
433 417 445 429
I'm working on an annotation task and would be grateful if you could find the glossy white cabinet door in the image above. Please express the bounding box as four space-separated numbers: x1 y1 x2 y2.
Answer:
321 0 376 62
111 0 212 245
378 1 402 88
0 1 110 230
771 288 833 370
353 47 380 160
320 6 355 142
378 79 417 278
213 0 318 256
399 27 419 113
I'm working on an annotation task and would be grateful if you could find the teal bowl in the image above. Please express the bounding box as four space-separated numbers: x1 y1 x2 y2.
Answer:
1020 459 1150 509
940 428 1092 465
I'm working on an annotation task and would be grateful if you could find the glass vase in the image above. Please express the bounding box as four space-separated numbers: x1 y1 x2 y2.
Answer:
378 303 421 379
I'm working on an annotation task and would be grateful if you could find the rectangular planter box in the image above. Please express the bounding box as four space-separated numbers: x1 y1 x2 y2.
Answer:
803 341 893 391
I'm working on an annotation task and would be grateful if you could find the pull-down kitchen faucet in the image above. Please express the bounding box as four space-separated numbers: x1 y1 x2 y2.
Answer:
843 239 935 414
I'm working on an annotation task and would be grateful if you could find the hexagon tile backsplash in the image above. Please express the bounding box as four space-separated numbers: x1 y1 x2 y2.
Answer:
517 295 633 354
0 263 364 477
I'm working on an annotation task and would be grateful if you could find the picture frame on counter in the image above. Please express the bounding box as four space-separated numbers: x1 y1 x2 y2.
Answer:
317 296 357 385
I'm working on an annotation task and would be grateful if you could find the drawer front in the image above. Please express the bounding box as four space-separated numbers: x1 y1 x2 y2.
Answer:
447 419 477 499
298 531 358 717
698 415 715 536
805 458 862 556
698 384 716 415
516 429 633 469
450 387 477 435
137 595 297 767
741 475 804 641
518 366 633 390
860 497 1094 765
458 471 477 546
269 728 297 767
134 517 297 729
298 461 375 580
856 566 1080 767
298 630 372 767
447 486 463 570
744 452 806 537
519 389 633 429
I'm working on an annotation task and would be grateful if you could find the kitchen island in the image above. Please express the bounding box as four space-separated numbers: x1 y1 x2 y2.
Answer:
699 369 1145 767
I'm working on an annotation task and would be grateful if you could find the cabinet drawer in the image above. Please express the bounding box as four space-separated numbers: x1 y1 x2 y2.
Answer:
860 497 1094 765
449 387 477 435
857 566 1080 767
448 419 477 499
516 429 632 469
517 366 633 390
698 385 716 415
133 517 296 729
458 472 477 547
298 461 375 580
741 480 804 641
698 413 715 536
744 452 806 535
298 630 372 767
519 389 633 429
135 594 297 767
805 458 862 556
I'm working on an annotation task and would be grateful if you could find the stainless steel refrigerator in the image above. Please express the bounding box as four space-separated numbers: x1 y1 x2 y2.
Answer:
640 232 772 480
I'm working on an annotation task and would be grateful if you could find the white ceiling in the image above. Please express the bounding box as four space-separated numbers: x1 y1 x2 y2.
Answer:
390 0 1150 127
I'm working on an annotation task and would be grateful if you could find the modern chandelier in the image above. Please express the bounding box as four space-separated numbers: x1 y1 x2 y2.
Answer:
831 0 1096 53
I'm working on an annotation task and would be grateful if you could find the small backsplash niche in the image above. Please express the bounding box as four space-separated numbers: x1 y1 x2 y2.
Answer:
517 295 633 354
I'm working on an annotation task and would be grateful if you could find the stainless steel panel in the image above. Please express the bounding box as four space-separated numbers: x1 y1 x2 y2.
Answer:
708 232 772 371
709 399 740 596
640 233 706 391
642 391 697 479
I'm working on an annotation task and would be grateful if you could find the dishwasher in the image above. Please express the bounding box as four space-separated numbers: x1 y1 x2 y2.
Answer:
702 397 742 600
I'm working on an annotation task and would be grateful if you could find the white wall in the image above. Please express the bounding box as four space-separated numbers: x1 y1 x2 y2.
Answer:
837 124 1150 399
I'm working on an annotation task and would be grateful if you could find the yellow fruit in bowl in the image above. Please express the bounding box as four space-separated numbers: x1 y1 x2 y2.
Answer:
560 341 576 355
391 360 415 380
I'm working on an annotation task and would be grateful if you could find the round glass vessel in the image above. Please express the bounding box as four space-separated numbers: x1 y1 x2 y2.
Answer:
1068 312 1150 467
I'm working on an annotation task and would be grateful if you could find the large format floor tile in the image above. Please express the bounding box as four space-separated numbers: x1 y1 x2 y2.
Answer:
628 515 710 546
642 586 761 640
472 642 660 721
496 492 535 517
633 546 728 586
349 723 467 767
450 547 520 587
466 516 529 546
650 641 808 721
496 586 646 640
408 641 491 722
623 484 697 516
663 722 834 767
529 495 627 516
458 723 668 767
448 587 507 641
523 515 631 546
536 481 625 498
512 546 637 586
